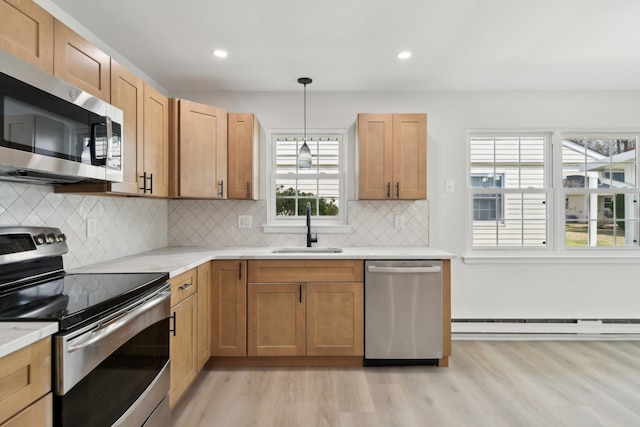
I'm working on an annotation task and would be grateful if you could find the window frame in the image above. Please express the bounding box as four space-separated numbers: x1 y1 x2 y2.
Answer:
466 129 640 258
266 129 349 230
467 131 553 252
556 132 640 251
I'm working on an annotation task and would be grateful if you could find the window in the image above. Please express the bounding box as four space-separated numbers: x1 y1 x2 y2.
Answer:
562 135 639 247
469 134 549 248
269 133 345 225
468 132 640 252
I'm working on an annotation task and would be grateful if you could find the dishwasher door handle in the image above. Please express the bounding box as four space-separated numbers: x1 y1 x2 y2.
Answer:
367 266 442 274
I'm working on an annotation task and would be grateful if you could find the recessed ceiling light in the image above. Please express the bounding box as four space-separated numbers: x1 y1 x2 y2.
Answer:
397 51 412 60
213 49 228 58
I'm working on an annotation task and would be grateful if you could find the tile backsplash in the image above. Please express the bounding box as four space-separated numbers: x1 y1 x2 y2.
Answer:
0 182 167 269
0 181 428 269
168 199 429 247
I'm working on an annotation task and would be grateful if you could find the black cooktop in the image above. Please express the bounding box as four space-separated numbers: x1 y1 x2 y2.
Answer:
0 271 169 330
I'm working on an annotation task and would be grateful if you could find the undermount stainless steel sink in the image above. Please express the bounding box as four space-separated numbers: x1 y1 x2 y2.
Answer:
271 247 343 254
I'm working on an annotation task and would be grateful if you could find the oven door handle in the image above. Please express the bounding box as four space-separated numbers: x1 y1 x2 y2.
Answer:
68 289 171 353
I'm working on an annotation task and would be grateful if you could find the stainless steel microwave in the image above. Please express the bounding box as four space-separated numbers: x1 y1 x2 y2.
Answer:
0 49 123 184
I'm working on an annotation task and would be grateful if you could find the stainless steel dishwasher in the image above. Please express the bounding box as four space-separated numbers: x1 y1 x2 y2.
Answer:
364 260 442 366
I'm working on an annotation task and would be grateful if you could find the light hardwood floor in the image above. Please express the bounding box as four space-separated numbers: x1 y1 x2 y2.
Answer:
171 340 640 426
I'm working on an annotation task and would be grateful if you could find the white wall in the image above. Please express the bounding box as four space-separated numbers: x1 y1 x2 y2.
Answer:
172 89 640 320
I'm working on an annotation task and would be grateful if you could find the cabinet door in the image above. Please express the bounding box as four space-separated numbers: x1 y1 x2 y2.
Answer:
176 99 227 198
0 0 53 73
0 337 50 425
143 83 169 197
197 262 211 369
306 283 364 356
392 113 427 199
357 114 393 199
110 59 143 194
228 113 259 200
211 261 247 357
247 283 305 356
170 294 197 409
53 20 110 101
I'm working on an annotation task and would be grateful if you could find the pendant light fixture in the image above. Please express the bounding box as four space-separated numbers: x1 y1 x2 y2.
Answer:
297 77 312 169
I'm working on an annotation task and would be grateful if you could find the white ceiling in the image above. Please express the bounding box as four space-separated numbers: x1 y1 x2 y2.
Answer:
48 0 640 92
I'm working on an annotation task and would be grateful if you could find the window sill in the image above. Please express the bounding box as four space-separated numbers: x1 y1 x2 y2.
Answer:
463 253 640 264
263 224 352 234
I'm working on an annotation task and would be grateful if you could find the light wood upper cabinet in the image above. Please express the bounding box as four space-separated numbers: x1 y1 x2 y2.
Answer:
211 260 247 357
53 19 110 101
0 0 53 73
170 99 227 199
197 262 212 369
228 113 259 200
143 83 170 197
357 113 427 200
109 59 144 194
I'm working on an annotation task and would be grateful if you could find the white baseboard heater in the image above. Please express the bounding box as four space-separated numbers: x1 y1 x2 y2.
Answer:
452 319 640 336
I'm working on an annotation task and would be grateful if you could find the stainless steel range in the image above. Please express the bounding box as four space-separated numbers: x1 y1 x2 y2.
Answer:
0 226 170 427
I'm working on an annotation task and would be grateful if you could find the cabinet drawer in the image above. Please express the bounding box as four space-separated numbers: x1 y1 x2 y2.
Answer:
1 393 52 427
248 260 364 283
170 268 197 306
0 337 51 425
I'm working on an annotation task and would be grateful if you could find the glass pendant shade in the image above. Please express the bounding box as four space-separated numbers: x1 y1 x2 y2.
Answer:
297 77 313 169
298 141 312 169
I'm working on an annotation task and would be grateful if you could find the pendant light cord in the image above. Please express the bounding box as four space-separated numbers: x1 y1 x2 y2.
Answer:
303 82 307 142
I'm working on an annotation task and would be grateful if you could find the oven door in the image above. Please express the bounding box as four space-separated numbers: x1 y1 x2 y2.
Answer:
54 284 170 427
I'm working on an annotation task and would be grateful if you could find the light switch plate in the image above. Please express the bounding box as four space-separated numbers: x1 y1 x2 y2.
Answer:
238 215 252 229
445 180 455 193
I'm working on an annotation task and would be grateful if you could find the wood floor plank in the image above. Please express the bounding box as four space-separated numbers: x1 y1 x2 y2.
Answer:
172 340 640 427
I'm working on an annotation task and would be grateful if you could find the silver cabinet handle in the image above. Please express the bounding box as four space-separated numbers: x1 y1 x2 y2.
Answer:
178 282 193 291
367 266 441 274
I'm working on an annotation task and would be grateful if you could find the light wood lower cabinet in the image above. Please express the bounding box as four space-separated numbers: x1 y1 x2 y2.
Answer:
247 260 364 358
0 337 51 426
1 394 52 427
196 262 211 370
170 292 197 409
306 282 364 356
248 283 305 357
211 261 247 357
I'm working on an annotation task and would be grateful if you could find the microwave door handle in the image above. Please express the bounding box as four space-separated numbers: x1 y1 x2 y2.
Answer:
105 116 113 169
89 122 106 166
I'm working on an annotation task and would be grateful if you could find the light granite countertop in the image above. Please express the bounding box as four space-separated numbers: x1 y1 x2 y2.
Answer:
3 246 454 356
69 246 456 278
0 322 58 359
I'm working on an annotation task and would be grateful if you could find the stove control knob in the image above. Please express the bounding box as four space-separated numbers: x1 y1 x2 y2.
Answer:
34 233 47 245
57 234 67 243
46 233 57 244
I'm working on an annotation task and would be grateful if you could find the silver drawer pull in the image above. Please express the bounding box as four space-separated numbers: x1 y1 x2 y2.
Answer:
179 282 193 291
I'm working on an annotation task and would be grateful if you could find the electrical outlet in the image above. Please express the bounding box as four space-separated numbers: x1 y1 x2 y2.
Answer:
238 215 252 229
394 215 405 229
87 218 98 238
